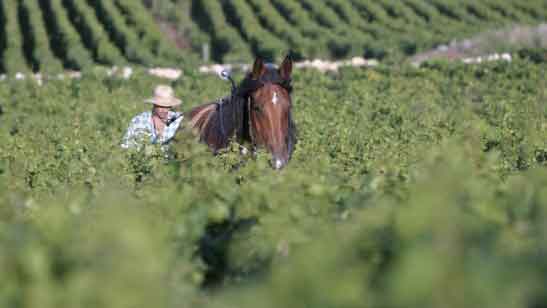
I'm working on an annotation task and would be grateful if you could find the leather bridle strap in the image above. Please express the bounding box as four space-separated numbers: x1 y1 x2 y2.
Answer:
216 98 226 139
247 96 255 146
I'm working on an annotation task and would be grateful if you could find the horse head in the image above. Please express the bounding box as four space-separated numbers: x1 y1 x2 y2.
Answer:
241 56 295 169
187 55 297 170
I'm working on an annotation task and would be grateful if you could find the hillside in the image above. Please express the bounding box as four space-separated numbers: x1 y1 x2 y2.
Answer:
150 0 547 62
0 0 194 74
1 0 546 74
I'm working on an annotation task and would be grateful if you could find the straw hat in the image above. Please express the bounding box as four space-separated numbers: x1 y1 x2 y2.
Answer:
144 85 182 107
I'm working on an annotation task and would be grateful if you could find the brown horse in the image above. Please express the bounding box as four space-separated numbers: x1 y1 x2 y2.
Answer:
186 56 297 169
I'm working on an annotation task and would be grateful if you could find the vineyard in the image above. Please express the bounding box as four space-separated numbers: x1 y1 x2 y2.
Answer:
0 0 194 74
2 1 547 308
156 0 547 62
1 0 547 74
2 57 547 307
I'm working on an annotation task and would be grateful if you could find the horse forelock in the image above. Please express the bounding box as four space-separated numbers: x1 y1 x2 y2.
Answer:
238 67 292 97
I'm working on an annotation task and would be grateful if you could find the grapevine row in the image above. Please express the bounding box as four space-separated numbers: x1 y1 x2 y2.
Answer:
38 0 93 70
1 0 189 71
350 0 401 28
87 0 156 65
62 0 126 66
269 0 326 40
297 0 379 57
270 0 345 57
380 0 427 26
246 0 315 59
401 0 468 36
20 0 64 73
425 0 481 25
459 1 506 23
154 0 211 63
0 2 4 73
175 1 211 54
326 0 402 58
222 0 286 60
481 0 535 23
379 0 438 54
192 0 252 63
349 0 428 54
513 1 547 20
1 0 29 73
401 0 456 26
375 0 453 53
269 0 361 58
2 0 546 71
113 0 184 64
325 0 388 39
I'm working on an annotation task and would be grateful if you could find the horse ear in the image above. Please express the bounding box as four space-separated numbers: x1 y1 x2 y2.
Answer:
279 54 293 80
251 57 266 80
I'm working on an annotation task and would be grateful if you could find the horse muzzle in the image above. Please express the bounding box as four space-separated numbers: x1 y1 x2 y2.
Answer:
271 158 288 170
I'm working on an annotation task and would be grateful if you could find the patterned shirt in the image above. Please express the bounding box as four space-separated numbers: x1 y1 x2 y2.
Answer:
121 111 183 150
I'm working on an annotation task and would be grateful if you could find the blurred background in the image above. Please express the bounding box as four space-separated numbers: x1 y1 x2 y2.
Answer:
1 1 547 308
0 0 546 74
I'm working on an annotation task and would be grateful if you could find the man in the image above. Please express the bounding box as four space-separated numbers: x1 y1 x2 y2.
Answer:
121 85 183 150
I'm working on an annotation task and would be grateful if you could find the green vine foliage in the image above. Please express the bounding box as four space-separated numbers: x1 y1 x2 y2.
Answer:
149 0 547 61
1 0 546 71
1 59 547 307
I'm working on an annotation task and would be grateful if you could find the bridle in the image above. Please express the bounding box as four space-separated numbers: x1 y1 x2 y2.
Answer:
215 97 228 139
244 79 291 148
217 72 292 145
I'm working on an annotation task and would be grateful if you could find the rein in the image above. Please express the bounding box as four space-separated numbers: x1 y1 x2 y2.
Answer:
216 97 227 139
247 97 255 146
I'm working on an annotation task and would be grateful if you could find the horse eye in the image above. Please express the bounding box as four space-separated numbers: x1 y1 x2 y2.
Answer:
253 105 262 113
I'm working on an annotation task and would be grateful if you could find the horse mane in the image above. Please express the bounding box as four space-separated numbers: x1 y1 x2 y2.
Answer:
186 66 296 154
186 95 249 152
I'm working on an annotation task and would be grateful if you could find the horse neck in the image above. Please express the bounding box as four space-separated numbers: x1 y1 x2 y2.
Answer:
237 95 252 144
217 94 249 145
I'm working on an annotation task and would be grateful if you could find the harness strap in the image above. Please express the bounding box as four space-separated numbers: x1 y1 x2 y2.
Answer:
247 96 256 147
216 98 226 139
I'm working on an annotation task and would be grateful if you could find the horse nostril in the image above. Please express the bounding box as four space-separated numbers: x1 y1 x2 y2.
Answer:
273 159 285 170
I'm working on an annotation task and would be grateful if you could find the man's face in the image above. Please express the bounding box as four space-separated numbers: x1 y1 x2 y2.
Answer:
153 105 171 121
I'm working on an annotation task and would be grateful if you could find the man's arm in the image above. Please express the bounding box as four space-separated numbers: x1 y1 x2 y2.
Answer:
121 114 148 149
121 123 138 149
